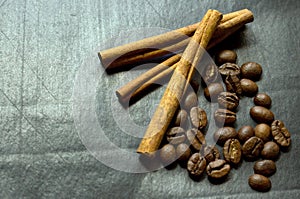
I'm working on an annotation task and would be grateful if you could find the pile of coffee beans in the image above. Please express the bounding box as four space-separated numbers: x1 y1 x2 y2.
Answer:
159 49 292 192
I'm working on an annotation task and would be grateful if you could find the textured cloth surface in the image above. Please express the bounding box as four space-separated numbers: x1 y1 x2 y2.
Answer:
0 0 300 198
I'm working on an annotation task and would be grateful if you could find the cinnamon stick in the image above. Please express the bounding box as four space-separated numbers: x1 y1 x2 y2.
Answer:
116 10 254 102
137 9 222 155
99 9 253 72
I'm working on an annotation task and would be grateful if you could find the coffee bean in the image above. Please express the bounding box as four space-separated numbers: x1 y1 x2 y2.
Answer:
223 139 242 165
250 106 274 124
204 83 224 102
183 91 198 111
253 160 276 176
218 92 239 110
187 153 207 176
261 141 280 160
241 62 262 81
190 107 207 130
219 63 240 76
214 109 236 126
224 74 242 95
240 78 258 97
176 143 191 162
173 109 188 127
206 159 231 179
242 136 264 160
216 50 237 65
254 123 271 142
201 145 220 163
160 144 176 164
238 126 254 143
214 127 238 146
186 128 206 151
254 93 272 108
271 120 291 148
166 127 186 145
202 64 220 84
248 174 271 192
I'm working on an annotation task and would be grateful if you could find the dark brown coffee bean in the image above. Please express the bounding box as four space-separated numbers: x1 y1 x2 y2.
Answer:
176 143 191 162
186 128 206 151
238 126 254 143
242 136 264 160
254 123 271 142
187 153 206 176
166 127 186 145
240 78 258 97
202 64 220 84
218 92 239 110
190 107 207 130
241 62 262 81
160 144 176 164
223 139 242 165
183 91 198 111
174 109 188 127
214 109 236 126
250 106 274 124
224 74 242 95
206 159 231 179
253 160 276 176
201 145 220 163
216 50 237 65
261 141 280 160
248 174 271 192
219 63 240 76
204 83 224 102
254 93 272 108
214 127 238 146
271 120 291 148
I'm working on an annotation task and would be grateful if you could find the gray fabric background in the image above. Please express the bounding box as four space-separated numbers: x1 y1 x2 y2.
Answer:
1 0 300 198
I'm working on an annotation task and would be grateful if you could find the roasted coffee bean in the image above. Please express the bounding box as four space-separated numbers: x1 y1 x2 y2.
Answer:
261 141 280 160
217 92 239 110
214 109 236 126
240 78 258 97
219 63 240 76
183 91 198 111
241 62 262 81
186 128 206 151
248 174 271 192
216 50 237 65
242 136 264 160
254 93 272 108
187 153 207 176
271 120 291 148
223 139 242 165
201 145 220 163
238 126 254 143
160 144 176 164
174 109 188 127
224 74 242 95
166 127 186 145
202 64 220 84
204 83 224 102
250 106 274 124
254 123 271 142
214 127 238 146
176 143 191 162
190 107 207 130
206 159 231 179
253 160 276 176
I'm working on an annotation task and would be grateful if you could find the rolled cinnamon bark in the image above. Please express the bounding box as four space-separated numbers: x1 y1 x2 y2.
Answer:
99 9 253 72
137 9 222 156
116 10 254 103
